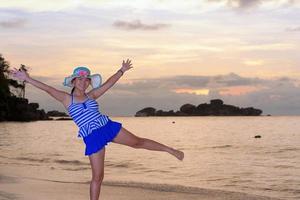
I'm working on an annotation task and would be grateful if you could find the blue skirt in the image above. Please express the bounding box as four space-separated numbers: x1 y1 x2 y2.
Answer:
83 119 122 156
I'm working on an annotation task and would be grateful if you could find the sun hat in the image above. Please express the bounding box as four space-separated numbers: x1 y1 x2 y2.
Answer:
63 66 102 89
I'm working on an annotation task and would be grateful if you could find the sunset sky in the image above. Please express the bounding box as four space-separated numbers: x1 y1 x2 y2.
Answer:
1 0 300 116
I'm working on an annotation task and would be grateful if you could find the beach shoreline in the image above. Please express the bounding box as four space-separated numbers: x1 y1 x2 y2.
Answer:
0 173 283 200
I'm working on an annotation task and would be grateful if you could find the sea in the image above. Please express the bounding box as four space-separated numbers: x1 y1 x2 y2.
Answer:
0 116 299 200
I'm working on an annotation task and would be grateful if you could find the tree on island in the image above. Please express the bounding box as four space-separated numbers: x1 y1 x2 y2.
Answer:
19 64 28 98
0 56 27 99
0 54 48 121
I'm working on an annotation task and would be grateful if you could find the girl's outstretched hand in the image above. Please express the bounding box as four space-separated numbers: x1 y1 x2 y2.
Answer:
120 59 133 73
9 68 30 82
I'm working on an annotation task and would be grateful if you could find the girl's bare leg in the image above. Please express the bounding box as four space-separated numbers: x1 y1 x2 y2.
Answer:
112 127 184 160
88 147 106 200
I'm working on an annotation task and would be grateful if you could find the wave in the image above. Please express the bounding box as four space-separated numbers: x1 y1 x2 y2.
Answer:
0 175 18 184
0 191 18 200
105 162 130 168
54 159 89 166
273 164 298 169
276 147 300 153
191 144 234 151
16 157 50 163
105 160 145 169
8 156 145 170
14 157 90 166
211 145 233 149
46 153 63 157
61 167 91 171
265 147 300 154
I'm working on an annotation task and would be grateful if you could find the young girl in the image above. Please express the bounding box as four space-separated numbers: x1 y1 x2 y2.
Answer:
10 59 184 200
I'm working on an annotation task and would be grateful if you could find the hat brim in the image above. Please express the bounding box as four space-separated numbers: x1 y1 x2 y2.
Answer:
90 74 102 89
63 74 102 89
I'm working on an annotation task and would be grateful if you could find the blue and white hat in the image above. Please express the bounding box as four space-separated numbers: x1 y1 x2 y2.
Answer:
63 66 102 89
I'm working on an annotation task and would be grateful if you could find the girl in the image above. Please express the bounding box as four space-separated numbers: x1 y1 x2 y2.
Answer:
10 59 184 200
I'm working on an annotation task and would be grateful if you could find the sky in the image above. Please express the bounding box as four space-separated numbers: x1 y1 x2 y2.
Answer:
1 0 300 116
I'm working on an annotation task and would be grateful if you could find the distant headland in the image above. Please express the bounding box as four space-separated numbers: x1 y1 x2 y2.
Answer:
135 99 263 117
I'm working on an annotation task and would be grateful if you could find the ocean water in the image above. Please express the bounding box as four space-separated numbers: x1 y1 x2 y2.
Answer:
0 116 299 200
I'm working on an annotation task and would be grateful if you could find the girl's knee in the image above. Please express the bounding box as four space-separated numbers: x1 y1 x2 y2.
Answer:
92 172 104 183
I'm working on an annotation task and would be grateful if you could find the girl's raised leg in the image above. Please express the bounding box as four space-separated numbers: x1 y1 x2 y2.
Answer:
112 127 184 160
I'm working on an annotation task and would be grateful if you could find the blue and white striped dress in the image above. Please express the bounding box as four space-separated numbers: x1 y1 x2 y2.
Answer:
68 93 109 138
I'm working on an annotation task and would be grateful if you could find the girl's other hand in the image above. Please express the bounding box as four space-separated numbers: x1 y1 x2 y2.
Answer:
9 68 30 82
121 59 133 72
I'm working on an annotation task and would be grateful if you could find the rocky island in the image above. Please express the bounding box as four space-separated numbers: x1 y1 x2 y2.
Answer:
1 96 50 121
135 99 262 117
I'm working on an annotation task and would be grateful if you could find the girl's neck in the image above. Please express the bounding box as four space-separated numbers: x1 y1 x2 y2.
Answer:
73 89 86 97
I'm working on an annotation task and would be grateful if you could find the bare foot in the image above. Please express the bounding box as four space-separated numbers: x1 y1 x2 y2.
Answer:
170 148 184 161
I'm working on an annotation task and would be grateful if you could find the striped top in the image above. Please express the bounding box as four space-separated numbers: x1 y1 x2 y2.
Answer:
67 93 109 138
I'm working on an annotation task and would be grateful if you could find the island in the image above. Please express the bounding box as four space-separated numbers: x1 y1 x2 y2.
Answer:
135 99 262 117
1 96 50 121
47 110 72 120
0 54 50 121
46 110 68 117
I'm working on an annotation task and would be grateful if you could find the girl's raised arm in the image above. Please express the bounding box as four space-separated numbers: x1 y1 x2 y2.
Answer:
10 68 69 105
88 59 133 100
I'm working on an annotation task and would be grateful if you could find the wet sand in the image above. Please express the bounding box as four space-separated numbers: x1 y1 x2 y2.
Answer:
0 174 282 200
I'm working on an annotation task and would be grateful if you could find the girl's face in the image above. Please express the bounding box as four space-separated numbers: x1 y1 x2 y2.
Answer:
72 77 91 91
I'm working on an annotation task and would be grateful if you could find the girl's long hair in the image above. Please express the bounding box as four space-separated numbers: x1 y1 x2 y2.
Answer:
71 87 75 94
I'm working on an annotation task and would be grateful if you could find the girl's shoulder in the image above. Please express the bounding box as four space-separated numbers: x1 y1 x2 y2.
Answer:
86 91 96 100
62 93 73 110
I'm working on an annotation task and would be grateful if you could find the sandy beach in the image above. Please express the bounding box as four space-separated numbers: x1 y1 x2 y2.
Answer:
0 173 283 200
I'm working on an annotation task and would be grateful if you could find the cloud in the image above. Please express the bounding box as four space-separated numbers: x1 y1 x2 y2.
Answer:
228 0 261 9
206 0 295 10
173 88 210 95
207 0 261 9
288 0 300 6
286 26 300 32
0 18 26 28
113 19 170 31
0 0 81 12
112 73 288 97
243 60 264 66
238 43 295 51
